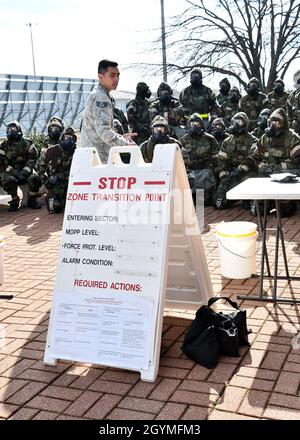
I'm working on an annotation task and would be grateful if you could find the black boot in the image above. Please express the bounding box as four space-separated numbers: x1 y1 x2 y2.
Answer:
27 197 42 209
8 196 20 212
8 202 19 212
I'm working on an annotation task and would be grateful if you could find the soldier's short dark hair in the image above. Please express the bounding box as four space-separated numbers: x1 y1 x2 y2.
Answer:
98 59 118 74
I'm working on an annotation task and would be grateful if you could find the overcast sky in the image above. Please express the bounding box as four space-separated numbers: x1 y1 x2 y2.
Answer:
0 0 297 93
0 0 188 92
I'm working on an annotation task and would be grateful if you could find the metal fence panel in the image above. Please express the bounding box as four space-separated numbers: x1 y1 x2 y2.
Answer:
0 73 97 136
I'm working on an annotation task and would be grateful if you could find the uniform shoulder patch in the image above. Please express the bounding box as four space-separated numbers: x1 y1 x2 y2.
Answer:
96 101 108 108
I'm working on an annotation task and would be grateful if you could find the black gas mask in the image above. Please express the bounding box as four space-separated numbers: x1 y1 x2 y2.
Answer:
265 118 284 138
219 81 230 96
151 125 168 143
273 83 284 95
212 127 225 141
159 90 172 104
189 120 204 137
137 86 151 100
247 83 259 97
190 73 202 88
6 126 21 141
227 119 246 135
48 125 62 141
60 135 76 153
229 92 240 104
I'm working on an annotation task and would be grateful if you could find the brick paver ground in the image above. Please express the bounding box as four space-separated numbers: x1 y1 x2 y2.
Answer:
0 201 299 420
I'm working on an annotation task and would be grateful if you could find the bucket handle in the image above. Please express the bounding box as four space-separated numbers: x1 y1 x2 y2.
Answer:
217 238 257 259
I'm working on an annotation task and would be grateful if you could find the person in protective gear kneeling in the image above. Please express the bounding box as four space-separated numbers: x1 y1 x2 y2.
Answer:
36 127 77 214
214 112 257 209
180 113 218 205
0 121 40 211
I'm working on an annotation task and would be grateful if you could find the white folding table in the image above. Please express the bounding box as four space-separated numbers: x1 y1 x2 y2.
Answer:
227 177 300 304
0 195 11 205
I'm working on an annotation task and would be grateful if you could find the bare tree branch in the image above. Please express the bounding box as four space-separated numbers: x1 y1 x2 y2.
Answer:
145 0 300 92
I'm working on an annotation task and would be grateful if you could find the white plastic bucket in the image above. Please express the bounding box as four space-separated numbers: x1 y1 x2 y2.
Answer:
0 235 4 285
216 221 257 279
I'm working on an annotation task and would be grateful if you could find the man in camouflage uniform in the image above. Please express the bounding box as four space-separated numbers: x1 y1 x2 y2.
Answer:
80 59 136 163
126 82 151 145
149 82 185 139
217 78 231 106
0 121 39 211
179 68 219 128
287 70 300 135
248 108 300 217
251 108 272 139
239 77 270 131
210 118 229 148
180 114 218 205
36 127 77 214
215 112 257 209
219 86 241 127
39 116 64 163
267 79 289 111
140 116 182 163
251 108 300 174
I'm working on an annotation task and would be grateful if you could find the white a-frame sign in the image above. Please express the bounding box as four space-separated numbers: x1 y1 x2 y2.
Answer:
44 145 212 382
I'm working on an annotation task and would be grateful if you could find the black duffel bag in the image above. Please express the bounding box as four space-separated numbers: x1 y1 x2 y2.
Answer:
181 297 251 369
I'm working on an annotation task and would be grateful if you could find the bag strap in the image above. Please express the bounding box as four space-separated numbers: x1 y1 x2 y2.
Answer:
208 297 239 310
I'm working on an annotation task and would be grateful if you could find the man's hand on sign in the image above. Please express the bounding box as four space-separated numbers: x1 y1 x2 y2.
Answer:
123 132 138 145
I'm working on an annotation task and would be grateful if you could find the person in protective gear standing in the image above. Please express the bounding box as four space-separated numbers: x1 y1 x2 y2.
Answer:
80 59 136 163
215 112 257 209
0 121 39 211
149 82 185 139
287 70 300 135
239 77 270 131
248 108 300 217
179 68 219 128
267 79 289 111
140 116 182 163
217 78 231 106
219 86 241 127
126 82 152 145
180 113 219 205
36 127 77 214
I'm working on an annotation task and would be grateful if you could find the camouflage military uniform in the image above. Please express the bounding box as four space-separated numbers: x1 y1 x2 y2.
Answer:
267 90 289 112
140 116 182 163
0 124 39 211
39 117 64 167
251 110 300 173
179 69 219 126
219 86 241 127
217 132 257 178
215 112 257 208
248 108 300 217
217 78 231 106
80 83 131 163
149 83 185 139
180 128 218 171
239 77 270 131
126 82 151 145
287 88 300 135
180 114 219 204
37 127 77 213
